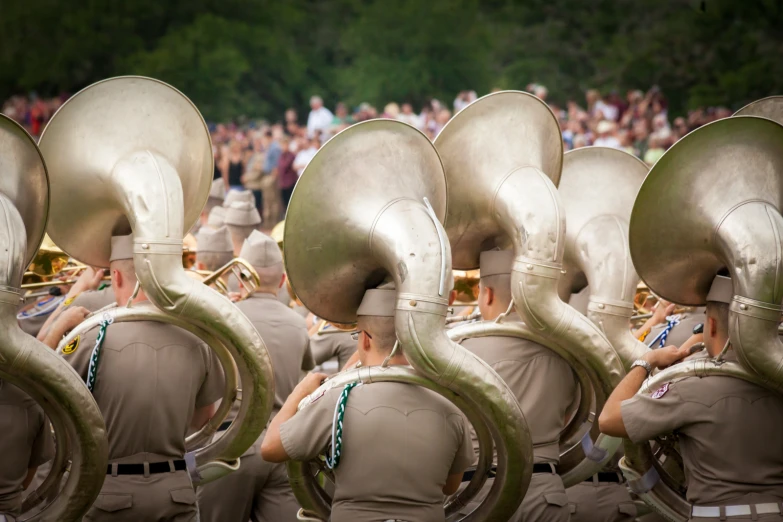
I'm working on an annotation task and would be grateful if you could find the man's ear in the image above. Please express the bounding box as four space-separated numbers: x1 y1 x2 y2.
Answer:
362 331 372 351
279 273 287 290
112 268 122 288
485 286 495 307
708 316 718 337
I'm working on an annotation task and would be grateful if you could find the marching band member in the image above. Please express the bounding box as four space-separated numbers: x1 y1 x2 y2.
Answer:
199 230 313 522
0 380 54 522
309 323 357 374
454 249 577 521
194 226 234 272
261 285 474 522
600 274 783 522
40 234 224 521
224 200 261 255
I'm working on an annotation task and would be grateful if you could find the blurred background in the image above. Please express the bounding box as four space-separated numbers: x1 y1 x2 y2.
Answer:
1 0 780 225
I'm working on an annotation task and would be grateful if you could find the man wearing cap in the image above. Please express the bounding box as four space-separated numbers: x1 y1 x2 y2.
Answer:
223 188 255 209
199 230 313 522
453 249 577 522
0 380 55 522
261 285 474 522
205 206 226 230
195 226 233 272
40 235 224 521
600 274 783 522
225 201 262 255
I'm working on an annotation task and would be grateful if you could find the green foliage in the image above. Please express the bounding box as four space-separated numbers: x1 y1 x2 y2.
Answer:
1 0 781 120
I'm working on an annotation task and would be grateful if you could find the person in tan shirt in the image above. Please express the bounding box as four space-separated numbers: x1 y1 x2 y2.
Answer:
0 380 55 521
451 249 576 521
261 286 474 522
600 274 783 522
41 235 224 521
199 230 313 522
310 323 356 374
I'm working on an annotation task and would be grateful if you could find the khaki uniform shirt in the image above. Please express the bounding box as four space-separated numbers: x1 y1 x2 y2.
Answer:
622 356 783 505
280 382 474 522
646 308 705 349
0 381 55 515
310 327 356 370
460 332 576 464
69 287 117 312
237 293 314 413
61 320 224 462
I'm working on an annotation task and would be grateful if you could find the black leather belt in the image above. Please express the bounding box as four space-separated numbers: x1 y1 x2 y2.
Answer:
462 463 556 482
583 472 623 484
107 459 187 475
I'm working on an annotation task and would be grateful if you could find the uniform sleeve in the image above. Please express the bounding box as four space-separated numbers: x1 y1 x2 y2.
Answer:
60 327 98 380
301 336 316 372
279 389 340 461
449 414 475 475
621 380 706 443
309 334 335 366
196 344 226 408
28 411 55 468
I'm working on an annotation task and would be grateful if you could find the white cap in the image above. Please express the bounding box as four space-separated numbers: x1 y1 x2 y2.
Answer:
479 250 514 277
239 230 283 268
706 275 732 304
356 287 396 317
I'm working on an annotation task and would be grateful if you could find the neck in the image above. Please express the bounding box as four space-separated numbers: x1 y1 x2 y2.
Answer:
707 334 729 358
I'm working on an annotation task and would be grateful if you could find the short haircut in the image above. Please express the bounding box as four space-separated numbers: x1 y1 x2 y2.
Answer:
356 315 397 353
196 251 233 272
254 264 284 293
110 259 137 284
480 274 512 309
706 301 730 339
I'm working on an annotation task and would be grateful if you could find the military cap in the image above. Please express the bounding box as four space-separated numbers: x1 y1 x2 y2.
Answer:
209 178 226 201
240 230 283 268
223 189 255 208
225 201 262 227
706 275 732 304
207 206 226 228
197 226 233 253
479 249 514 277
356 286 396 317
109 234 134 262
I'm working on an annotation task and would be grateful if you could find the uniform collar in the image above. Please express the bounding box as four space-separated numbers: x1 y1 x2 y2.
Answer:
248 292 278 301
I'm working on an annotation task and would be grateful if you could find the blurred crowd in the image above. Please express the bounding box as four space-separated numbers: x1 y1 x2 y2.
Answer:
2 85 736 228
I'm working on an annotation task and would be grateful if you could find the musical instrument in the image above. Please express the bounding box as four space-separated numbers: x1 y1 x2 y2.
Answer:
284 119 531 521
0 114 108 521
433 91 624 485
625 112 783 521
189 257 261 298
37 76 274 484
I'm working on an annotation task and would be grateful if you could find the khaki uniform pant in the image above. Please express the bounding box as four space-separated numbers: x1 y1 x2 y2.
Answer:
566 482 636 522
84 470 198 521
451 472 570 521
197 453 299 522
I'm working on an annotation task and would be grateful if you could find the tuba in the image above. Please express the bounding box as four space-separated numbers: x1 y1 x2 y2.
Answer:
0 115 108 521
37 76 275 484
433 91 625 485
284 119 532 521
624 112 783 521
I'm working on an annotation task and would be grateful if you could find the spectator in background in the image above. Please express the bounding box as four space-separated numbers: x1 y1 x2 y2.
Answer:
277 136 298 210
221 141 246 192
643 136 666 166
383 103 400 119
397 103 421 129
285 108 301 137
293 135 320 178
306 96 333 138
533 85 548 102
593 120 622 149
242 136 266 214
261 129 283 223
573 134 588 149
332 102 353 132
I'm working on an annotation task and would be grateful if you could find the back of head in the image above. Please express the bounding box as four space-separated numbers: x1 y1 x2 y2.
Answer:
196 226 233 271
479 249 513 310
706 273 732 339
225 201 261 253
356 285 397 352
109 234 137 289
240 230 284 293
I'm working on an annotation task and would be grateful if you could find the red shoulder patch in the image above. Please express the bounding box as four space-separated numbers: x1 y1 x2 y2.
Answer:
651 382 670 399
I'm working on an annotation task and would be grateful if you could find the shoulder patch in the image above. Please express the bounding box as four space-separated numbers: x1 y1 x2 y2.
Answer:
651 382 670 399
62 335 80 355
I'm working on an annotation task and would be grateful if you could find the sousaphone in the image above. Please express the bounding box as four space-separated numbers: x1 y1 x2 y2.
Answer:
0 115 108 521
626 114 783 521
37 76 274 484
434 91 625 485
284 119 532 521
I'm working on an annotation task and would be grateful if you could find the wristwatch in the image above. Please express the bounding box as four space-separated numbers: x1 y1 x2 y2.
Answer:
630 359 653 376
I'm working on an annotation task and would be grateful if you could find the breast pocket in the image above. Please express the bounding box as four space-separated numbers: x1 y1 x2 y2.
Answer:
92 493 133 513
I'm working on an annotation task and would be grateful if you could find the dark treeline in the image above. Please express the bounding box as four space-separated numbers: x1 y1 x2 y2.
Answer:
1 0 781 121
